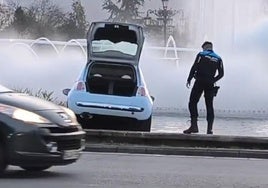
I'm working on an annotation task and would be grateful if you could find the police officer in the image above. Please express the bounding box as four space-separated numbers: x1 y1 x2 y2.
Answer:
183 41 224 134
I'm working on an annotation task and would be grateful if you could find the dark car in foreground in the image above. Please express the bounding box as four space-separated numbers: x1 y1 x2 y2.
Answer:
0 85 85 174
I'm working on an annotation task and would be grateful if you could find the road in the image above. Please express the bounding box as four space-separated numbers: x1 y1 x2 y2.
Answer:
1 152 268 188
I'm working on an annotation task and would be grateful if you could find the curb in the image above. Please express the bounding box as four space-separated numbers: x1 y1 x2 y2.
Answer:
84 144 268 159
84 130 268 159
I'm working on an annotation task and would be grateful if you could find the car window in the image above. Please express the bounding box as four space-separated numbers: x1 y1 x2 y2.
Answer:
92 40 138 56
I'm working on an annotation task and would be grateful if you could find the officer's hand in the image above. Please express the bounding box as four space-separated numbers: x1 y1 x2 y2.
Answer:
186 81 191 88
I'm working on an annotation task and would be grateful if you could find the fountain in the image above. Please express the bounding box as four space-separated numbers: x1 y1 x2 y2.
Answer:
1 17 268 119
60 39 87 58
30 37 60 55
141 17 268 118
8 42 39 60
0 38 86 104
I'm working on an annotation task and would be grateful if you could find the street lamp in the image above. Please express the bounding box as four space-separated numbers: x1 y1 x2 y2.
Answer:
144 0 182 45
162 0 169 10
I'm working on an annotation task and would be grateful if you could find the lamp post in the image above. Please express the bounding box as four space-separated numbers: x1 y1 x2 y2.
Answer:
162 0 168 45
144 0 182 46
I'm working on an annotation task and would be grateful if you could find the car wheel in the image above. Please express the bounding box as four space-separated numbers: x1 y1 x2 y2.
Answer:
20 166 51 171
136 115 152 132
0 143 7 174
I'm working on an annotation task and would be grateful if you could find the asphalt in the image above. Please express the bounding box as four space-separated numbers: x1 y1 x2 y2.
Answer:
84 129 268 159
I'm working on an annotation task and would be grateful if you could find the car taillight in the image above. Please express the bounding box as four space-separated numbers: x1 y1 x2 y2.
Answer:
75 81 86 91
136 86 148 97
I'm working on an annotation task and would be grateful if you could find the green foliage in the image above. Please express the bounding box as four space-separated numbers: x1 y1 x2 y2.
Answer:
102 0 145 23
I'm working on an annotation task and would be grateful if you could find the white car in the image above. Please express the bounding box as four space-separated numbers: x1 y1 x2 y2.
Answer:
63 22 154 132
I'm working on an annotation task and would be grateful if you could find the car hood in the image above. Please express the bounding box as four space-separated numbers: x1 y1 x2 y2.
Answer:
0 92 62 111
87 22 144 65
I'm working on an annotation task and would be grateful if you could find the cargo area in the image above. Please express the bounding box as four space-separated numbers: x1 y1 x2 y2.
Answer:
87 62 137 97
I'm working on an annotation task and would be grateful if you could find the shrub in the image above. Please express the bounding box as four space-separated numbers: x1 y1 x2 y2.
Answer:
13 87 66 106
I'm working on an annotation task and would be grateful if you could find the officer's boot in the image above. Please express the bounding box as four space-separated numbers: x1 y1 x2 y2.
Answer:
207 120 213 134
183 118 198 134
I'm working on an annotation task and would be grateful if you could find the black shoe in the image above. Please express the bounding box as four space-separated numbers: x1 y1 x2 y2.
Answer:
183 127 199 134
207 130 213 134
207 121 213 135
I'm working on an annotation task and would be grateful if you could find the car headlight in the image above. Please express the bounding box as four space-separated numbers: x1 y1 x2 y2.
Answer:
61 106 76 120
60 106 81 127
0 104 51 124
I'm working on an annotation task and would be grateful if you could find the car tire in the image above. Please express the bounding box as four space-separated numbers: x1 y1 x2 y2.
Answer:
136 115 152 132
20 166 51 171
0 143 7 174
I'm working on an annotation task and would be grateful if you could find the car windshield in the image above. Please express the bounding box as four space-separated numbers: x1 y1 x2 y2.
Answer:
92 40 138 56
0 85 13 93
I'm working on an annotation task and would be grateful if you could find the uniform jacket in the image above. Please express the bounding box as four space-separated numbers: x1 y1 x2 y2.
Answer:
187 50 224 83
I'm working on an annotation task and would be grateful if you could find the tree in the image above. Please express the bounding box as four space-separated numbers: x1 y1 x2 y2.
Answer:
26 0 65 38
102 0 145 23
12 7 28 36
70 0 88 38
0 3 13 31
59 0 88 39
0 0 88 40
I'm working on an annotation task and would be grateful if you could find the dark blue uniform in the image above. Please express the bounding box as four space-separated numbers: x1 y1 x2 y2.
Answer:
187 49 224 133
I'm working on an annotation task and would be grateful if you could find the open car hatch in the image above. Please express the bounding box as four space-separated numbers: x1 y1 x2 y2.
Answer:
87 22 144 65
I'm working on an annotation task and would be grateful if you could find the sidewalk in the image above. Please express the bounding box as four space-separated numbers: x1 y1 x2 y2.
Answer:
151 115 268 137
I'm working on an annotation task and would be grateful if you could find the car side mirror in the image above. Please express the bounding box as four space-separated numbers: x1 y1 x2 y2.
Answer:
151 96 155 102
62 88 71 96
